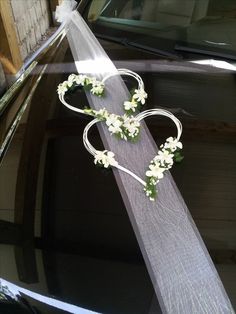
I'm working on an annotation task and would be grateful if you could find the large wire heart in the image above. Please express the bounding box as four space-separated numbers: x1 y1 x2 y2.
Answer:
57 69 147 141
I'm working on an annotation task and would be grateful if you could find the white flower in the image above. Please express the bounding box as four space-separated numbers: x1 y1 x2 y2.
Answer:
105 114 122 134
67 74 77 87
94 150 118 168
75 74 87 86
144 137 183 201
155 150 174 166
57 82 68 95
91 82 104 96
164 137 183 152
94 151 105 165
132 89 147 105
87 77 97 85
123 101 137 112
127 124 139 137
123 116 140 137
108 123 123 134
145 189 152 196
146 163 165 179
106 114 119 126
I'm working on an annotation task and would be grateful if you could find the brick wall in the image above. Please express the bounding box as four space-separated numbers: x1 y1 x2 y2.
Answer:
10 0 51 60
0 63 6 94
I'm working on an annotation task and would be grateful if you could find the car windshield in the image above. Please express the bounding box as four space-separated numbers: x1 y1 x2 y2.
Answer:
87 0 236 59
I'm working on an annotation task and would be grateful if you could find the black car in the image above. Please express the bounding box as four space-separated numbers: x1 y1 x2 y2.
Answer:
0 0 235 313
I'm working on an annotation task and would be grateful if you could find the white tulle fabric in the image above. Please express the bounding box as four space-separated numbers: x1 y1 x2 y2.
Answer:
55 2 234 313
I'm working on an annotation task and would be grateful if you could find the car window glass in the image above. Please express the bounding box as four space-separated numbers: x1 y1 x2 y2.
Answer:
88 0 236 59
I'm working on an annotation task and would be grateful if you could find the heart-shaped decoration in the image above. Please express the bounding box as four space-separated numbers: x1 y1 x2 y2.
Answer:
83 108 183 201
57 69 147 141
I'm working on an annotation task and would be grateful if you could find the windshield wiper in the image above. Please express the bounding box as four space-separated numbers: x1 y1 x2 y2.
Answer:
95 33 129 45
175 43 236 61
95 33 180 59
128 41 180 59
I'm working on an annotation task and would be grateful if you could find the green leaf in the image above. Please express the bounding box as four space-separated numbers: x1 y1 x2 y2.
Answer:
174 151 184 163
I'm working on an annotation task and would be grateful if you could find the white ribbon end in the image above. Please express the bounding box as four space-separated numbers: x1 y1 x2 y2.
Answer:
55 0 77 23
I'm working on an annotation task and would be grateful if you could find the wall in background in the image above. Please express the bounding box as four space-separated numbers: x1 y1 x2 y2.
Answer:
0 0 52 93
0 63 6 94
10 0 51 61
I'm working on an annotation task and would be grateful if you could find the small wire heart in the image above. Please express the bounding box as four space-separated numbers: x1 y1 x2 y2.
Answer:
83 108 183 201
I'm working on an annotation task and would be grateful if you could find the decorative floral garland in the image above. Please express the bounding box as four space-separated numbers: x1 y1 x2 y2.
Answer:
84 108 140 141
144 137 183 201
57 73 105 97
123 89 147 115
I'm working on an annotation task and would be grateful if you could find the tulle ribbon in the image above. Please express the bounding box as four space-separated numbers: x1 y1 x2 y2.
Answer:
53 4 234 313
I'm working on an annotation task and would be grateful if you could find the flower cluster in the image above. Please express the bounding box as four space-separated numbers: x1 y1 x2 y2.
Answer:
94 150 118 168
57 74 105 97
106 114 140 141
124 88 147 115
144 137 183 201
84 108 140 141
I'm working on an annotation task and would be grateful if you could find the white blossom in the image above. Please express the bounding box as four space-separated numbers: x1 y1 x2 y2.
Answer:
146 163 165 179
91 82 104 96
105 114 123 134
145 136 183 201
155 150 174 166
123 101 137 112
108 123 123 135
127 124 138 137
123 116 140 137
164 137 183 152
87 77 98 86
57 82 68 95
67 74 77 87
94 150 118 168
132 89 147 105
75 74 87 86
106 114 118 126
